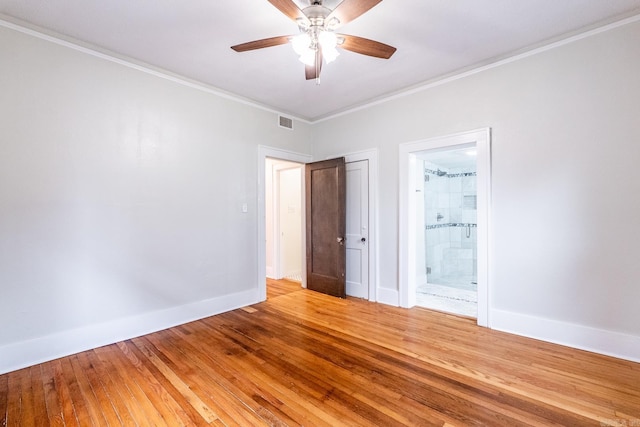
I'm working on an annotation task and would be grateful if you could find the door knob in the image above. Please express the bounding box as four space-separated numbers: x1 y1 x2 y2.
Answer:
361 237 366 243
337 237 345 244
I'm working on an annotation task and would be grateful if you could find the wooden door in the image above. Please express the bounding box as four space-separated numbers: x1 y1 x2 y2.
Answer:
305 158 346 298
345 160 369 299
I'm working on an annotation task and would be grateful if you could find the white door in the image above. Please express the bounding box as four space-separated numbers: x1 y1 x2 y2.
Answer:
346 160 369 298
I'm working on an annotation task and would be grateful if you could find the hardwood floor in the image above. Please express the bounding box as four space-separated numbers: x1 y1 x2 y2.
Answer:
1 281 639 426
266 278 302 299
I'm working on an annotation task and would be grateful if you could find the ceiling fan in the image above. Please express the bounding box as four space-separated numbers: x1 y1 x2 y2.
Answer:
231 0 396 82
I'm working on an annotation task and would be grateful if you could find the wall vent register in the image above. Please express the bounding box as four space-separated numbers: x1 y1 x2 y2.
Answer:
279 115 294 130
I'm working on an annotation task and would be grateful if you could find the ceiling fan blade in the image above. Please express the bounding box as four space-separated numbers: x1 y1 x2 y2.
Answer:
338 34 396 59
327 0 382 28
267 0 309 22
305 50 323 80
231 35 292 52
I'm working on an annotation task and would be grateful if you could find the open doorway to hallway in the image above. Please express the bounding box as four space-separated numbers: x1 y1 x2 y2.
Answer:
257 146 378 303
264 158 304 290
257 147 312 302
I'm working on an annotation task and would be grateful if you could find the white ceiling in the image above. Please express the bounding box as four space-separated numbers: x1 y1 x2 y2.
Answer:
1 0 640 121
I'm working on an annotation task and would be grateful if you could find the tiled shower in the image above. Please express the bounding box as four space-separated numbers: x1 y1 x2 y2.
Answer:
423 161 478 290
414 146 478 317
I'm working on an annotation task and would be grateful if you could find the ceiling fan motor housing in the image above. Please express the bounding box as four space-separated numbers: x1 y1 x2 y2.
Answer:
298 5 338 32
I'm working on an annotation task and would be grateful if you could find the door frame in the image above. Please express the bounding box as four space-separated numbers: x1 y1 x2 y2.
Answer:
325 149 378 302
258 146 312 301
399 129 491 327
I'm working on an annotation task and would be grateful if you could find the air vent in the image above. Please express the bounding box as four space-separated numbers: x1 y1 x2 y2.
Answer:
278 115 293 130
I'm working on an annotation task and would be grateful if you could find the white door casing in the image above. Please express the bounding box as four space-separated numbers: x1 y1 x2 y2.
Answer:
258 146 312 301
346 160 369 299
399 129 491 327
259 146 378 303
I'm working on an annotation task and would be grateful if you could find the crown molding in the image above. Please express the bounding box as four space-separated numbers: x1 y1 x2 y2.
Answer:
0 14 312 125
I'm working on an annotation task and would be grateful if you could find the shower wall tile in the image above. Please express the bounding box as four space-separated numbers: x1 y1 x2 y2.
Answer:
450 192 462 208
462 176 476 191
450 177 462 192
460 248 473 259
437 178 449 193
438 193 450 208
463 210 476 223
423 165 477 284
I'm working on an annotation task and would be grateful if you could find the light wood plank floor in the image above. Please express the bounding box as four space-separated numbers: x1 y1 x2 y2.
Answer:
1 280 639 426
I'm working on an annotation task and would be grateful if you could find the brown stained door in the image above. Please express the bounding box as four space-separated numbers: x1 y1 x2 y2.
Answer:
305 158 346 298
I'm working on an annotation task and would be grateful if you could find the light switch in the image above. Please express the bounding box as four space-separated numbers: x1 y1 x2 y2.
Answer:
241 203 248 213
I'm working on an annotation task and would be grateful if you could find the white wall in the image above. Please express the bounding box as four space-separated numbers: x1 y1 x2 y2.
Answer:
311 18 640 361
0 24 312 373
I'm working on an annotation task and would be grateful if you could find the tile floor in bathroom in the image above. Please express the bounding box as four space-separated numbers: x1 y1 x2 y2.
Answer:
416 276 477 318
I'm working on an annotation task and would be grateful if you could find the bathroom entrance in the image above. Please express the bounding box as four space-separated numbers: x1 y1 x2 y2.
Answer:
398 129 490 326
415 147 478 317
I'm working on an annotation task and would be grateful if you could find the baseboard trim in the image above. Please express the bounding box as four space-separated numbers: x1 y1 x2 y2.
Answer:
377 287 400 307
265 266 274 278
0 288 260 375
491 309 640 363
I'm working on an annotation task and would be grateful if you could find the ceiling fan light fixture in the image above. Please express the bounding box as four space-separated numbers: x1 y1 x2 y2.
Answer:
231 0 396 80
326 17 340 30
292 33 312 55
298 49 316 66
318 30 337 49
296 17 309 28
323 45 339 63
318 30 339 63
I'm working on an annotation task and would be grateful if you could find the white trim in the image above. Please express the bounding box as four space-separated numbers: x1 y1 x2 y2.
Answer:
0 15 311 124
492 309 640 363
0 288 259 375
257 146 313 299
399 129 492 327
265 266 275 278
376 287 399 307
313 14 640 123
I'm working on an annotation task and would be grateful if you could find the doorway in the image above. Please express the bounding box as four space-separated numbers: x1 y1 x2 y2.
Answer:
415 146 478 317
257 146 377 302
265 159 304 282
399 129 491 327
258 147 312 301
